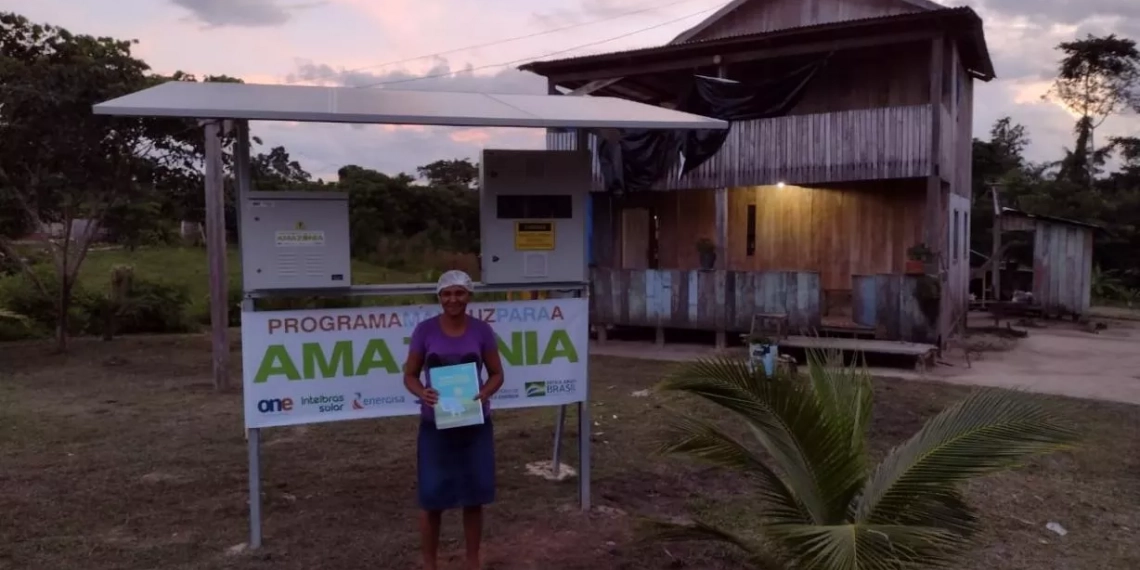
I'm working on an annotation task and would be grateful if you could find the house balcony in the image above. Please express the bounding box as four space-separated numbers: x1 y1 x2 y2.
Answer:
548 103 936 190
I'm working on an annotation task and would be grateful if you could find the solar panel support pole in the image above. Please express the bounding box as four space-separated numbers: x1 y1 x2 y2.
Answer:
201 119 230 392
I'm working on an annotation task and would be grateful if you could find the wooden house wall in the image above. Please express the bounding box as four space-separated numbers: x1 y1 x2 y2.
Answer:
685 0 926 42
786 45 930 115
851 274 938 344
725 182 926 291
590 267 822 334
546 104 933 190
952 48 974 199
593 181 926 290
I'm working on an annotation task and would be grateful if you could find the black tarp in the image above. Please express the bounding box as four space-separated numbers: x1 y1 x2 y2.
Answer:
594 56 829 194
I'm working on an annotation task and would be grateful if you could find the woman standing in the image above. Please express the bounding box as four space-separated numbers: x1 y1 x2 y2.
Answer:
403 270 504 570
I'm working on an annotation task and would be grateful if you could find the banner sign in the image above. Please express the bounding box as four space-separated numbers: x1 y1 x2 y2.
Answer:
241 298 589 429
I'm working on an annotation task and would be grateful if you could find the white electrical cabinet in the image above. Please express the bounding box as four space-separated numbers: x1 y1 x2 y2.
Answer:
479 149 591 285
240 191 352 291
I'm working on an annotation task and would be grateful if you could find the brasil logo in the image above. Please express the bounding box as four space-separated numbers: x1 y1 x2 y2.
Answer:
525 381 547 397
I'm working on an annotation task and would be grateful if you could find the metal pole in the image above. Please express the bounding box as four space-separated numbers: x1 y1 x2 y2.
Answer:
576 287 591 511
578 402 592 510
247 426 263 549
990 184 1002 302
235 120 252 240
202 120 229 391
235 123 260 549
551 405 566 477
548 285 581 480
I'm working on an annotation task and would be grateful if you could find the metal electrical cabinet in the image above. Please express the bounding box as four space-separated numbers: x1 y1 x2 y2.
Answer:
478 149 591 285
240 191 352 291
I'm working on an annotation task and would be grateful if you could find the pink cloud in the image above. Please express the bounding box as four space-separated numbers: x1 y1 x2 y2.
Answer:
450 129 493 144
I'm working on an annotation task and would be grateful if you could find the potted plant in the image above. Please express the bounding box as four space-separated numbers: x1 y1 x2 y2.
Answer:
746 333 778 376
905 243 934 275
696 237 716 270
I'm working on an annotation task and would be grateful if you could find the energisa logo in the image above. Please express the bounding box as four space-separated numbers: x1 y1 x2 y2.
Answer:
351 392 406 410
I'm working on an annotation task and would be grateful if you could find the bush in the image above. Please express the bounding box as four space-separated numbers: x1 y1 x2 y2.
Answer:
0 247 50 278
0 265 100 337
110 278 193 335
0 264 193 340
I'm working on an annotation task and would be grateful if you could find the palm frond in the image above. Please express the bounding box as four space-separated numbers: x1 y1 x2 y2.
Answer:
770 523 966 570
658 413 813 524
803 347 874 456
882 488 979 539
639 517 786 570
856 388 1080 524
660 356 868 525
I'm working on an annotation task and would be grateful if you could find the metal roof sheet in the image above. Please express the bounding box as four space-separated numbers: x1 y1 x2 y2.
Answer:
520 7 993 80
92 81 728 130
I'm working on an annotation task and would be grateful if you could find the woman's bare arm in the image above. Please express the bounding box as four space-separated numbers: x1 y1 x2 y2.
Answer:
403 351 437 405
477 348 505 401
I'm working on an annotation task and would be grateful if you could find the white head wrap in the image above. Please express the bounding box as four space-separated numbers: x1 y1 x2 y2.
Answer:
436 270 474 294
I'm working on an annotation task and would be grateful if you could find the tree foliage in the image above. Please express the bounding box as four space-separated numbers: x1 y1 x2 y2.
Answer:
647 355 1079 569
0 11 182 350
1046 34 1140 187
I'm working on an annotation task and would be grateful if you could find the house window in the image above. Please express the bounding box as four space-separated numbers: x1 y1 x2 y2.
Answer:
746 204 756 256
962 212 970 261
952 210 959 263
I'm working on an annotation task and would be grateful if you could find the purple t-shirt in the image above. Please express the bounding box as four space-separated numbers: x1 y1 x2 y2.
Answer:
409 316 497 423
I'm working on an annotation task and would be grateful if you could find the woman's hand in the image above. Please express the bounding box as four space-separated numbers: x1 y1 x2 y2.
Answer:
421 388 440 406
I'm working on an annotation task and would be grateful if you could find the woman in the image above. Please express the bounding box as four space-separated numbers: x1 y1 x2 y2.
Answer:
403 270 504 570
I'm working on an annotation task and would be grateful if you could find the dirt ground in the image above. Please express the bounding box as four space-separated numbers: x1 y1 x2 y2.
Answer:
593 313 1140 406
2 334 1139 570
933 314 1140 405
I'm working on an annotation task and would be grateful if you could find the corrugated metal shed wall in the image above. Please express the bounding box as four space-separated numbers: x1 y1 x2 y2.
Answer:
1033 221 1094 316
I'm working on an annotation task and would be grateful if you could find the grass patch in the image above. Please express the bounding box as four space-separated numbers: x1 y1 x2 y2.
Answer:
1 336 1138 569
2 245 500 332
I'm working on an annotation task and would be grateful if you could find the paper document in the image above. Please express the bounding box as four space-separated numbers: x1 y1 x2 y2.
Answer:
431 362 485 429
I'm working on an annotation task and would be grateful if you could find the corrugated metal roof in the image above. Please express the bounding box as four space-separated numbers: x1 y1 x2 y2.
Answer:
520 6 993 79
1001 207 1103 232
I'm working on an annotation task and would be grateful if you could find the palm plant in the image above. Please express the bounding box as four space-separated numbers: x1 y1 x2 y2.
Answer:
646 351 1080 570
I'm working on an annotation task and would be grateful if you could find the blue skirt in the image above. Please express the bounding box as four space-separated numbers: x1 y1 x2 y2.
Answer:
417 419 496 511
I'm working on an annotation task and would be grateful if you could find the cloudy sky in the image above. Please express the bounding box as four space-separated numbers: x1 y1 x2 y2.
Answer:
9 0 1140 180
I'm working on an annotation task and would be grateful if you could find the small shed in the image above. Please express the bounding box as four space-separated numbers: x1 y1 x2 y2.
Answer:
998 207 1099 318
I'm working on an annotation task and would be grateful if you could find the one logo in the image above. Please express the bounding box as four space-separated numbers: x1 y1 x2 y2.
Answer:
257 397 293 414
352 392 406 410
295 221 306 230
525 381 547 397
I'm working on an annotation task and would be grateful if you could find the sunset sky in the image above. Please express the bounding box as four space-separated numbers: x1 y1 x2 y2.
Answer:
9 0 1140 180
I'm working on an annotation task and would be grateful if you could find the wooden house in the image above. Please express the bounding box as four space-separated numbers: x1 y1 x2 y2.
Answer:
519 0 994 349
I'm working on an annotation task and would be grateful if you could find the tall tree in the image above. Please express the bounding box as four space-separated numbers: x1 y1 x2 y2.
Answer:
0 13 188 350
1046 34 1140 186
970 117 1031 257
417 158 478 190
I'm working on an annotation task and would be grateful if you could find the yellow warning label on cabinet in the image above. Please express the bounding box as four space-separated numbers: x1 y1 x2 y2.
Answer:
514 222 555 251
